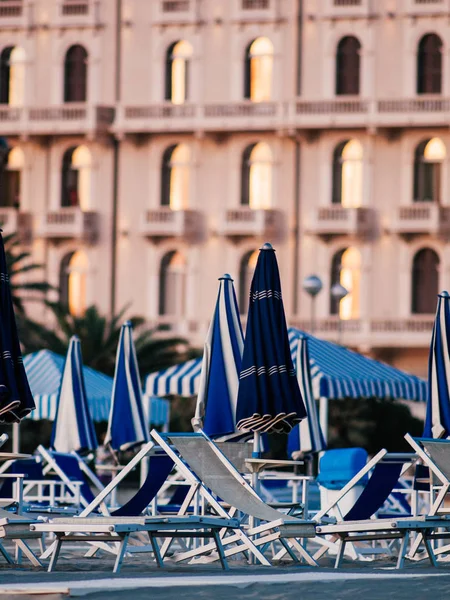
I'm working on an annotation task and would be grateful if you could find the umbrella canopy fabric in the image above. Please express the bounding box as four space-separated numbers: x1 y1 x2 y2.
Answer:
287 334 326 455
288 329 427 403
105 321 149 451
424 291 450 439
50 336 98 453
193 274 244 437
146 329 427 404
23 350 113 421
236 244 306 433
0 232 35 422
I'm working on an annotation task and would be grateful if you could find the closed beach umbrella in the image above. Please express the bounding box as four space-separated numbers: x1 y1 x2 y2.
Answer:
424 291 450 438
0 231 35 422
236 243 306 448
51 336 98 453
288 334 326 455
193 274 244 436
105 321 149 451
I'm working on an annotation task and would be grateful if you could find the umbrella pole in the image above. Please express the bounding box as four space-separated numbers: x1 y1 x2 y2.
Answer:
319 396 329 444
12 423 19 453
252 431 261 459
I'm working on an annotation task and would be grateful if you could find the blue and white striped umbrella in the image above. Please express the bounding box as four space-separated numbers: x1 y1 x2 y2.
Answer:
0 231 35 422
424 291 450 439
50 336 98 453
287 334 326 455
193 274 244 437
236 243 306 434
105 321 150 451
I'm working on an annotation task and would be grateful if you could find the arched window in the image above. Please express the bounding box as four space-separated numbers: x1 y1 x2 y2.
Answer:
165 41 193 105
413 138 446 203
0 46 26 106
332 139 363 206
336 36 361 96
330 247 361 319
161 144 190 209
0 147 24 208
59 251 88 317
244 37 273 102
64 45 88 103
61 145 91 209
239 249 258 313
159 250 186 317
412 248 439 314
417 34 442 95
241 142 273 209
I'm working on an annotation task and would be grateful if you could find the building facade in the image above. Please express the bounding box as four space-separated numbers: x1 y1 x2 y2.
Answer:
1 0 448 377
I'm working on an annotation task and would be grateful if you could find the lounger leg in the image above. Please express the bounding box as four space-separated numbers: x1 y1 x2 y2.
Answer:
334 537 346 569
0 541 14 564
113 534 129 574
84 544 100 558
38 534 45 555
14 540 43 568
148 533 164 568
213 529 229 571
289 538 318 567
277 539 300 563
423 534 438 568
396 531 410 569
48 537 63 572
41 540 57 560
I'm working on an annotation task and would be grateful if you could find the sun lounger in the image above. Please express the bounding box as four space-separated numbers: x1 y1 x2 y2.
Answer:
151 430 317 566
34 440 246 572
0 508 43 567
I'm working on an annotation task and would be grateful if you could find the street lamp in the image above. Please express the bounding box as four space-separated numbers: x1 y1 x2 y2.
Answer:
302 275 323 334
330 283 349 345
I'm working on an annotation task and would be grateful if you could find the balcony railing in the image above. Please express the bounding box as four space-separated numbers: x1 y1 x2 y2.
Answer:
162 0 190 11
219 208 286 241
242 0 270 8
0 209 32 242
391 203 450 238
40 208 98 242
140 209 205 243
61 0 89 15
334 0 361 5
0 1 23 17
309 206 374 239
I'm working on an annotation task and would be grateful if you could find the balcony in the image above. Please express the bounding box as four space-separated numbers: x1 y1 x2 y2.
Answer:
119 104 197 134
204 102 282 131
370 318 434 347
308 206 375 240
0 209 32 243
377 97 450 128
40 208 98 243
295 98 369 129
391 203 450 240
404 0 447 16
140 209 205 243
152 0 199 25
0 0 34 29
306 0 377 19
219 208 286 241
56 1 102 28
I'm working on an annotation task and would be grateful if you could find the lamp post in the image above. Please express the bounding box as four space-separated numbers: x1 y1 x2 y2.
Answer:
330 283 349 345
302 275 323 334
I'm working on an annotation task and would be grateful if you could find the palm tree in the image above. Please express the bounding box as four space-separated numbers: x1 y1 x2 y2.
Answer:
37 302 200 377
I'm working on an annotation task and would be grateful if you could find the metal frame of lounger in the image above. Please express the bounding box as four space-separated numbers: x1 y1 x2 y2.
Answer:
151 430 317 567
404 435 450 559
0 508 43 567
32 515 239 573
36 440 252 572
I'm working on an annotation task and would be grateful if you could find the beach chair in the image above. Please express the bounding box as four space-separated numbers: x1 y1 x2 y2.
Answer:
33 440 246 573
37 446 104 509
151 430 317 566
0 507 43 567
310 449 448 568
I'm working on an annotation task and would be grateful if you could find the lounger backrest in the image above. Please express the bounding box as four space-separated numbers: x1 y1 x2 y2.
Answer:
112 454 174 517
343 460 404 521
213 441 252 473
168 434 298 524
0 459 44 499
51 452 96 503
420 440 450 482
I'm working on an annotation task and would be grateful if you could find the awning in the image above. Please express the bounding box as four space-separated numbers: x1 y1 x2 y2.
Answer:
145 329 427 403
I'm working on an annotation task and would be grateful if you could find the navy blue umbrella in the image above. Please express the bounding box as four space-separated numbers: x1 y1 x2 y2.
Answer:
424 291 450 438
0 231 35 422
236 243 306 442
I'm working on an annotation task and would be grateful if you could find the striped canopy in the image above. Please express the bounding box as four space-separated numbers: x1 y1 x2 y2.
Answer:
146 328 426 403
424 291 450 438
23 349 170 427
